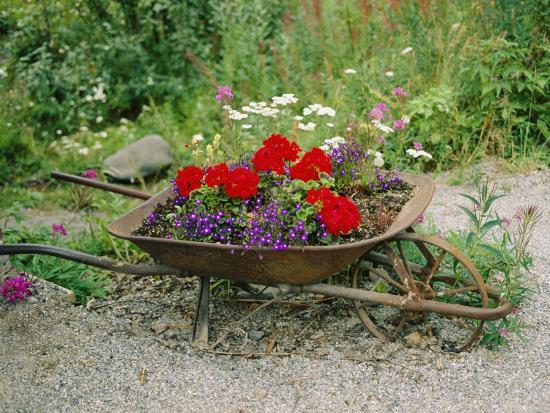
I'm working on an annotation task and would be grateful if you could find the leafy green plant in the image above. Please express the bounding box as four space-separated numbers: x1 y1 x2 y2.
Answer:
443 179 542 347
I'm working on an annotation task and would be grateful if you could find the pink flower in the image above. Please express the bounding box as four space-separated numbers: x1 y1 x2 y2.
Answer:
376 135 387 144
413 141 423 150
437 230 445 239
51 223 67 236
368 103 388 121
81 169 98 180
392 87 407 97
392 119 405 130
1 274 32 303
511 307 518 315
498 328 510 338
502 217 511 228
215 85 233 102
416 213 425 224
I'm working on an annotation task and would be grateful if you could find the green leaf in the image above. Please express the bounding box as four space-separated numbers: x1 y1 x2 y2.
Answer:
479 243 504 260
457 205 480 227
458 193 480 206
480 219 501 234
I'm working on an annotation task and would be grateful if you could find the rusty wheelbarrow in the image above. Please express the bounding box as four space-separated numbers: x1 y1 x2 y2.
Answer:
0 171 512 351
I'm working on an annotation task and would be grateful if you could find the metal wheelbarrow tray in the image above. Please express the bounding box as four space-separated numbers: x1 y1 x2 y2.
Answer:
0 171 512 351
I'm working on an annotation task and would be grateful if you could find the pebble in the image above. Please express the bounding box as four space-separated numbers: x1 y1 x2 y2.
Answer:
248 330 265 341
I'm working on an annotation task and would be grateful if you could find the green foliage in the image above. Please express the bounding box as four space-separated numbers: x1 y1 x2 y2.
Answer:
442 179 542 348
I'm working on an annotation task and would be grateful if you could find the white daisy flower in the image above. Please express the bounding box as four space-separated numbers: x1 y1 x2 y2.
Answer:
373 156 385 167
326 122 334 128
294 115 304 121
192 134 204 143
402 115 411 124
95 116 103 123
371 120 394 134
384 71 394 77
241 124 252 129
298 122 316 131
344 68 356 74
406 149 433 159
401 47 413 55
78 147 90 156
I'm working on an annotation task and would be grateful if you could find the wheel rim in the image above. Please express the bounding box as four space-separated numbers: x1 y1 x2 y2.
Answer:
351 232 489 351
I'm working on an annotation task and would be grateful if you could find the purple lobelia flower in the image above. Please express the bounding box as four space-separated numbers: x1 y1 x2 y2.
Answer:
1 273 32 303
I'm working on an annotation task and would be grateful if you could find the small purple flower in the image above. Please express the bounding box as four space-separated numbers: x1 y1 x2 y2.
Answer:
81 169 98 180
216 85 233 102
392 87 407 97
392 119 405 130
1 274 32 303
413 141 423 150
51 223 67 236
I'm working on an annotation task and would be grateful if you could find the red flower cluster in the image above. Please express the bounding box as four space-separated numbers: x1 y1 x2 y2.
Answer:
305 187 334 208
176 166 203 197
290 148 332 182
205 163 229 187
306 187 361 236
252 134 301 174
224 168 260 199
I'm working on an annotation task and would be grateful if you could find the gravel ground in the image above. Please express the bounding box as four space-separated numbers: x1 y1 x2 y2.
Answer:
1 166 549 412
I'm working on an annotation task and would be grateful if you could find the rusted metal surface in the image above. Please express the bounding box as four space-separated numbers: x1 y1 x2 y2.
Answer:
108 173 436 285
51 171 152 200
0 244 185 277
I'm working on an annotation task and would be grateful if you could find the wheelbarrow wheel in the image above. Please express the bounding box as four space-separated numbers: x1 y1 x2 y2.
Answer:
350 232 489 351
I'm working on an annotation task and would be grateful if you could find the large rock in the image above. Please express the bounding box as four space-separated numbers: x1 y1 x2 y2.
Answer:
103 135 173 182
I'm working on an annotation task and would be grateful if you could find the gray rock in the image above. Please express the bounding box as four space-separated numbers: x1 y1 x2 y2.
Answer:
248 329 265 341
103 135 173 182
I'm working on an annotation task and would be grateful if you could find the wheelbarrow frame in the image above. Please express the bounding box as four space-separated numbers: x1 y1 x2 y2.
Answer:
0 171 512 350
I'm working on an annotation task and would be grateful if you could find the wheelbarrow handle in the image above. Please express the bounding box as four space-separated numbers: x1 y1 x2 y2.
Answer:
0 243 185 278
51 171 152 200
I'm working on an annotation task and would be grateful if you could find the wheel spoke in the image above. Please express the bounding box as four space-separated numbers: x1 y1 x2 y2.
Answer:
436 285 480 297
382 242 416 292
423 250 447 284
370 267 407 293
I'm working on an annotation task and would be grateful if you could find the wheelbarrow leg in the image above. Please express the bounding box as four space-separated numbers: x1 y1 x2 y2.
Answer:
192 276 210 346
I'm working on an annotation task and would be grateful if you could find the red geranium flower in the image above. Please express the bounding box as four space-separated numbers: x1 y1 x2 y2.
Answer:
205 163 229 187
224 168 260 199
176 166 204 197
252 146 286 174
305 187 335 209
290 148 332 182
263 134 301 162
319 195 361 236
252 134 301 174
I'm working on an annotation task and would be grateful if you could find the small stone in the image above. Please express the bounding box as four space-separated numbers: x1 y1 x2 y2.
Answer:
310 330 325 340
248 330 265 341
27 296 39 303
61 290 76 303
151 322 169 334
404 331 422 347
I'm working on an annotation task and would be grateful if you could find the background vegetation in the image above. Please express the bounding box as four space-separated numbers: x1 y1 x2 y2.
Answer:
0 0 548 188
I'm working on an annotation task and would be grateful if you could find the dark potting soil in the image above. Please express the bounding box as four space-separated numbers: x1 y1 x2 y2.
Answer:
132 182 415 245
